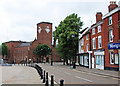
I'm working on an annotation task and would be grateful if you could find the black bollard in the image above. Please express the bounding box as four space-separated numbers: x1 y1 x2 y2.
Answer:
45 79 49 86
60 80 64 86
51 75 54 86
41 68 43 79
43 70 46 83
45 72 49 86
46 72 48 80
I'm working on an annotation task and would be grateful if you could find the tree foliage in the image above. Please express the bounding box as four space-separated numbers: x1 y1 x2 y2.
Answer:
33 44 52 58
53 13 83 64
0 43 9 58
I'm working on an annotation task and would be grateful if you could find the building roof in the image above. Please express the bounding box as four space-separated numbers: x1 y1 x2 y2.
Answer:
5 41 27 43
79 27 90 39
16 42 32 48
102 6 120 19
90 20 103 29
79 27 88 34
37 22 52 25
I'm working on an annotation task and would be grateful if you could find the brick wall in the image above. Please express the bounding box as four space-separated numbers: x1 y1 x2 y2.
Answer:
103 12 119 69
6 41 25 63
14 46 29 63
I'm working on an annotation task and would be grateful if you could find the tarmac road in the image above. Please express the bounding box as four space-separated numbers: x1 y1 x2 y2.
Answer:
38 63 119 84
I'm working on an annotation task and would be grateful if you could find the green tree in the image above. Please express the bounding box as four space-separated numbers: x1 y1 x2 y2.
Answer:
33 44 52 61
1 43 9 58
53 13 83 65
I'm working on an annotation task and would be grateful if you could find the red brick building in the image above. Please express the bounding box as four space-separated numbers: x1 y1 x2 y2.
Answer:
79 1 120 71
5 22 60 63
6 41 27 63
90 12 105 70
102 1 120 71
78 27 92 68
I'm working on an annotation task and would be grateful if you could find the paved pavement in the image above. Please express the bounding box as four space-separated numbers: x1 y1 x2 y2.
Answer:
38 62 119 84
1 65 42 85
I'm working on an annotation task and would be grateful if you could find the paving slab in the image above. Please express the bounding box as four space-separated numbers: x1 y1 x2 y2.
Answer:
1 65 42 84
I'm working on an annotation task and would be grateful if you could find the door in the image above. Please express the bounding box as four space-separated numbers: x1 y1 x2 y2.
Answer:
92 57 94 68
96 56 104 70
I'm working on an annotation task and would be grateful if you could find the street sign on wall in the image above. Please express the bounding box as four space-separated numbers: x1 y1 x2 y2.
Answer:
108 42 120 49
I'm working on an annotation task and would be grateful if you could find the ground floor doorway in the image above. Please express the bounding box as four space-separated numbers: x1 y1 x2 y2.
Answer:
95 55 104 70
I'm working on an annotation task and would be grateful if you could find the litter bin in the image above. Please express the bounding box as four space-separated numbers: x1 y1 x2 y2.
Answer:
70 66 73 69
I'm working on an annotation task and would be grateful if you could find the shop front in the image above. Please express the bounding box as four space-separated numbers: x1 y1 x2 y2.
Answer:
79 51 92 68
108 42 120 71
94 49 105 70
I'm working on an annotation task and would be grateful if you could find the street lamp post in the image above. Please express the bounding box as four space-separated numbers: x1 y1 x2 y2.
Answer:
72 34 76 69
26 56 27 66
51 43 53 66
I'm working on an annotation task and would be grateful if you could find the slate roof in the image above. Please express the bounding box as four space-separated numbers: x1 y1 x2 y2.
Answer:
37 21 52 25
17 42 32 48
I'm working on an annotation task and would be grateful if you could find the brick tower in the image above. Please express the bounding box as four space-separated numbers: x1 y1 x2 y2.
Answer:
37 22 52 47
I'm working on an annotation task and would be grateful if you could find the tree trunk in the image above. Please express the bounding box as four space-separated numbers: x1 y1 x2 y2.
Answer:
63 57 65 65
66 57 69 65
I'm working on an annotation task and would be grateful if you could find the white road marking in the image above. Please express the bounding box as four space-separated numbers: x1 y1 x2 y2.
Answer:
75 76 93 83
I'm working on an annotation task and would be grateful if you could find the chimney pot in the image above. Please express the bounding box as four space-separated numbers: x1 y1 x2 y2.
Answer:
108 1 118 12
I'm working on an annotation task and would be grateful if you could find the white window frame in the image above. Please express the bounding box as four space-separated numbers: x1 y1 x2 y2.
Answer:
92 28 95 35
98 25 101 33
109 29 113 42
109 16 112 25
98 36 102 48
92 37 96 49
110 52 114 64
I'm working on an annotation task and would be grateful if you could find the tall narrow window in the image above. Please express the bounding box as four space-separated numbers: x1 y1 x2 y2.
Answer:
98 25 101 33
86 43 89 51
114 54 118 64
93 38 96 49
109 16 112 25
92 28 95 35
86 35 88 40
81 38 84 45
98 36 102 48
110 52 114 64
109 29 113 42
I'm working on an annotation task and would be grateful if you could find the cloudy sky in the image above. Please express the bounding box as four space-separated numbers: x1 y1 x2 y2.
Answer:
0 0 119 44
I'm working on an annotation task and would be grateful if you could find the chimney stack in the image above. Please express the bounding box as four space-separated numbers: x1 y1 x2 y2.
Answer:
96 12 102 23
108 1 118 12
